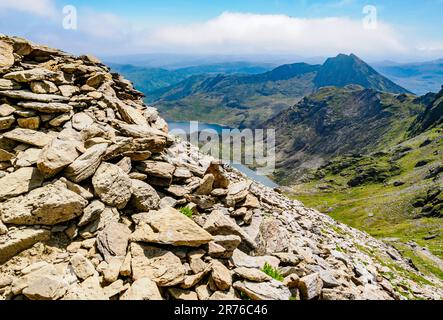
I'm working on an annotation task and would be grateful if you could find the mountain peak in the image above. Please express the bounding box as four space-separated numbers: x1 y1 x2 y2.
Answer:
314 53 410 94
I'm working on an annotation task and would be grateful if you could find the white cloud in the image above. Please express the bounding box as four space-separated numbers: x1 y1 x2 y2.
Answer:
78 10 131 40
0 0 56 17
141 12 408 59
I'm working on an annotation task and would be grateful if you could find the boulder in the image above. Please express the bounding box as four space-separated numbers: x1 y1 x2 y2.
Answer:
72 112 94 131
63 276 107 300
211 260 232 290
0 104 15 117
120 278 163 300
130 243 185 286
37 138 79 178
65 143 108 183
203 210 256 248
92 162 132 209
130 207 212 247
168 288 198 300
0 79 20 90
225 181 251 207
3 128 52 147
30 80 58 94
0 180 88 225
230 249 280 269
17 116 40 130
22 275 67 300
0 167 44 200
0 115 15 130
234 267 272 282
195 174 214 195
78 200 105 227
130 179 160 211
70 253 96 280
0 228 51 264
96 222 131 262
233 280 292 300
136 160 175 187
299 273 323 300
0 40 14 72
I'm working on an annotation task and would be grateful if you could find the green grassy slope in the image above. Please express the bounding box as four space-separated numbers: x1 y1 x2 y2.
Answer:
287 127 443 279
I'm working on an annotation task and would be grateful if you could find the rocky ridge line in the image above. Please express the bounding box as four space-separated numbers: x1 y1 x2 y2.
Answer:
0 35 441 300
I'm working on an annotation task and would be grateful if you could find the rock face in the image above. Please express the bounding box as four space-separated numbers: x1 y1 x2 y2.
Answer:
92 163 132 209
0 35 441 301
0 167 43 200
0 180 88 225
131 207 212 247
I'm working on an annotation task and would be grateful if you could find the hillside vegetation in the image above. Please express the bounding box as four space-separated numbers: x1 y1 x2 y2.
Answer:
152 54 409 128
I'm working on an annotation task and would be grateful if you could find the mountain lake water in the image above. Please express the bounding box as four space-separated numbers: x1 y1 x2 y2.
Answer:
168 121 279 189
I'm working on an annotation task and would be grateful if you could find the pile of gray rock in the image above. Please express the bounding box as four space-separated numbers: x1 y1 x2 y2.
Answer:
0 35 441 300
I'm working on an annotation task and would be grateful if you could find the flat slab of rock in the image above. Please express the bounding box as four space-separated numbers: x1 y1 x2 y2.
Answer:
65 143 108 183
96 222 131 262
0 167 44 200
231 249 280 269
234 267 273 282
0 180 88 225
226 181 251 207
0 90 69 102
0 228 51 263
120 278 163 300
23 275 68 300
130 243 185 286
130 207 212 247
17 101 73 113
203 210 257 248
0 79 20 90
3 128 52 147
92 162 132 209
136 160 175 186
4 68 59 83
233 280 292 300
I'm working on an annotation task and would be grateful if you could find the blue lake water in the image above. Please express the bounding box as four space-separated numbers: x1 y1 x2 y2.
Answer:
168 121 279 189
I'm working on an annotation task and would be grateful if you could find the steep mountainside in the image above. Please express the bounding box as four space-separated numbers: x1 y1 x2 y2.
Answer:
314 54 410 94
265 85 423 184
410 87 443 134
288 126 443 281
0 35 441 300
152 54 409 128
109 62 275 102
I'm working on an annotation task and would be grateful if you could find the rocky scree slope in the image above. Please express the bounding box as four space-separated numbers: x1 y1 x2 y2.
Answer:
0 36 441 300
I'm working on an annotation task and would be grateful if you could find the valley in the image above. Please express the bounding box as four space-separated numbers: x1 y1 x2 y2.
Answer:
116 51 443 283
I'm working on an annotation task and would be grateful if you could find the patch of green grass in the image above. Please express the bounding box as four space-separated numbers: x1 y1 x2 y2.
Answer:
179 206 194 218
287 128 443 283
262 262 284 281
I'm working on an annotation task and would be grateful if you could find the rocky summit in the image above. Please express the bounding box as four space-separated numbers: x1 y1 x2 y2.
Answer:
0 35 441 301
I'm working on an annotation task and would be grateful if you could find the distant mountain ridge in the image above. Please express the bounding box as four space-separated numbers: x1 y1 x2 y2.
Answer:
374 59 443 95
152 54 410 128
108 61 276 101
264 85 424 184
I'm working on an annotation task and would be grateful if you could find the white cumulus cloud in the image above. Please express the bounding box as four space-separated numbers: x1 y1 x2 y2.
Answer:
142 12 408 59
0 0 56 17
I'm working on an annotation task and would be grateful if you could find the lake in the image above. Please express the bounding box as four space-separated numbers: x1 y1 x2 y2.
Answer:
168 121 279 189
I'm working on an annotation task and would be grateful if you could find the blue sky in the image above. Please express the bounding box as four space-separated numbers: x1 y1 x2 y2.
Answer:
0 0 442 61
